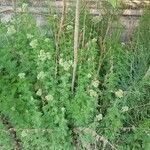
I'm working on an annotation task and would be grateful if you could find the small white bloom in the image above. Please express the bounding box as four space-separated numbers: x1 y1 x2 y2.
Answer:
7 25 16 35
68 60 73 66
44 38 50 42
87 73 92 78
92 15 102 23
53 14 58 19
63 61 71 71
66 25 73 31
21 130 28 137
22 3 28 11
115 89 124 98
18 73 25 79
38 50 47 61
45 94 54 101
96 114 103 121
92 38 97 43
121 42 126 46
59 58 63 66
11 107 15 111
37 71 45 80
46 52 51 60
38 50 51 61
122 106 129 112
59 58 72 71
27 33 33 39
30 39 38 49
92 80 99 88
36 89 42 96
89 89 98 98
61 107 65 112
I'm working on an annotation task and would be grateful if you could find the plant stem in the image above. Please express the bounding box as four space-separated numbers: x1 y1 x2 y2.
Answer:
71 0 80 93
55 0 67 78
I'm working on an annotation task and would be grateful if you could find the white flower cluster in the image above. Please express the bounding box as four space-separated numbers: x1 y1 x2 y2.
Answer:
59 58 73 71
44 38 50 43
11 107 15 111
96 113 103 121
27 33 33 39
89 89 98 98
92 79 99 88
38 50 51 62
36 89 42 96
7 25 16 35
66 25 73 31
91 38 97 43
87 73 92 78
86 38 97 47
21 130 28 137
18 73 25 79
115 89 124 98
122 106 129 112
30 39 38 49
45 94 54 101
53 14 58 19
61 107 65 112
92 15 103 22
37 71 45 80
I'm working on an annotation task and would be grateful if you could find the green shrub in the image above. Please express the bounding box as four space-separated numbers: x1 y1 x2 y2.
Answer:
0 3 149 150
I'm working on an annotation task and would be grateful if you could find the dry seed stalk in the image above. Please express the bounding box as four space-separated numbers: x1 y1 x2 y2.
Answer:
71 0 80 93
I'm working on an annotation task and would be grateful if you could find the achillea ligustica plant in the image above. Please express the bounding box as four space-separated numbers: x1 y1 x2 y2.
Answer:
0 2 150 150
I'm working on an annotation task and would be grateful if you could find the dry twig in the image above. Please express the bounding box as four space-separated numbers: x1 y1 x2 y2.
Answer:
71 0 80 93
74 127 117 150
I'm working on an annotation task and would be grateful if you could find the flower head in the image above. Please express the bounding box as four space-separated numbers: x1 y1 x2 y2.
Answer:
92 15 102 23
89 89 98 98
18 73 25 79
27 33 33 39
87 73 92 78
45 94 54 101
61 107 65 112
7 25 16 35
38 50 51 61
59 58 72 71
92 80 99 88
115 89 124 98
59 58 63 66
63 61 71 71
122 106 129 112
36 89 42 96
44 38 50 43
21 130 28 137
96 114 103 121
66 25 73 31
30 39 38 49
92 38 97 43
53 14 58 19
37 71 45 80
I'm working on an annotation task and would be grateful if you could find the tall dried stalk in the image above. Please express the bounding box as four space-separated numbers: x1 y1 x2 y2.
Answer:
97 18 112 77
143 66 150 79
55 0 67 77
71 0 80 93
